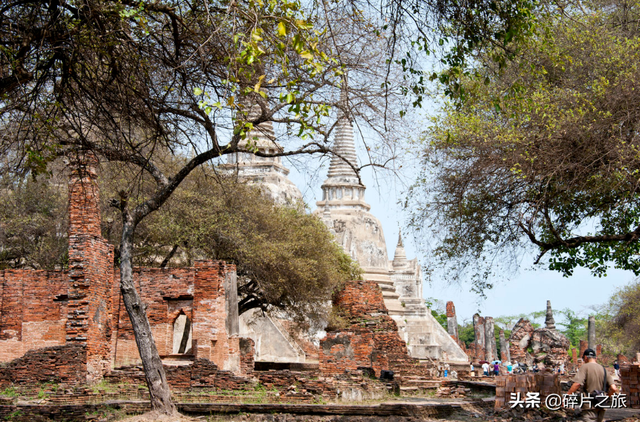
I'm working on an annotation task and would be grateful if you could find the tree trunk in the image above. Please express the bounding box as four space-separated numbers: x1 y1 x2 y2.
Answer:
120 217 176 415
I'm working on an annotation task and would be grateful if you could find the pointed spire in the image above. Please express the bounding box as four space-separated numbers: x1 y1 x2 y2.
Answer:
316 77 370 212
221 100 304 205
397 230 404 248
326 84 359 180
393 230 407 267
545 300 556 330
239 103 278 151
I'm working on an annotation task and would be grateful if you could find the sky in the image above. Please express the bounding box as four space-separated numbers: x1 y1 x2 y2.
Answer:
284 139 637 329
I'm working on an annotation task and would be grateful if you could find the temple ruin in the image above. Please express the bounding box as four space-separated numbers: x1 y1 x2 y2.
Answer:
0 156 253 384
221 97 468 364
314 96 467 363
508 301 570 367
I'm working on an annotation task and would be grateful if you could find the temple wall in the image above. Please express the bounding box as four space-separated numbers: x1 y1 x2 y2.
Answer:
0 156 248 383
0 270 68 362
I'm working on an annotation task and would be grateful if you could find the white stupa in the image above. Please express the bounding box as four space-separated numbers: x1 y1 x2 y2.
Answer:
315 93 406 323
221 104 303 206
315 90 467 362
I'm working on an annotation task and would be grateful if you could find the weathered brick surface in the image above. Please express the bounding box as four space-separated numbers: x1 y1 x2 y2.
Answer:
240 337 255 376
0 344 86 388
579 339 588 357
111 267 196 365
319 280 431 379
67 234 114 381
509 318 534 363
110 261 241 373
257 369 340 399
105 359 252 391
621 364 640 408
495 374 561 409
0 157 114 382
0 270 68 361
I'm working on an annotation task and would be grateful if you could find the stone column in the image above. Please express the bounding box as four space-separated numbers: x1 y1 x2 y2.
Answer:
579 339 587 357
485 317 497 362
499 329 511 362
473 314 485 361
572 348 577 365
446 301 458 340
545 300 556 330
596 344 602 356
588 315 596 350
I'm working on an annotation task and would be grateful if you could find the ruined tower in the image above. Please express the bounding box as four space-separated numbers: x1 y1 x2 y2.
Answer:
66 153 115 382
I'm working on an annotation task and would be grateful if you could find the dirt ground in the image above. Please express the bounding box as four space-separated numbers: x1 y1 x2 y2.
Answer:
114 407 640 422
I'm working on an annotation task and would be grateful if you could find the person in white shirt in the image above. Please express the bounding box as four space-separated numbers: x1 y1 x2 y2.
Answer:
482 362 490 376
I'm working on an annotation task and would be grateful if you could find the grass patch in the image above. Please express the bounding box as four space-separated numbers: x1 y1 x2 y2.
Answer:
1 386 18 398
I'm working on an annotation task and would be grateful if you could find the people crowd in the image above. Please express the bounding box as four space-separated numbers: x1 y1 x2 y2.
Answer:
472 357 622 379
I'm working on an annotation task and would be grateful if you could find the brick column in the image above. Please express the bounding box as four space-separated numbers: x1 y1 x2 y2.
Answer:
192 261 239 373
446 301 458 340
473 314 485 361
485 317 497 362
500 330 510 362
66 154 114 382
579 339 587 357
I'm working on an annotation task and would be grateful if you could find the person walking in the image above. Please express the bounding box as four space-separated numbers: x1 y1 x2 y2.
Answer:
614 361 620 378
482 362 490 376
493 362 500 376
566 349 617 422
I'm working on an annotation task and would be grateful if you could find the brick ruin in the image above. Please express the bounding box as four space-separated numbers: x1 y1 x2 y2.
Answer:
467 313 499 363
0 156 252 387
465 301 571 369
508 301 569 367
319 279 433 379
494 373 561 409
0 155 444 399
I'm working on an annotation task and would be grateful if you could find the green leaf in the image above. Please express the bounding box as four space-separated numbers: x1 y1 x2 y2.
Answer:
277 21 287 37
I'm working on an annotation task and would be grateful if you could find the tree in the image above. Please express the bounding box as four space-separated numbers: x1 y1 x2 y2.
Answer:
345 0 540 108
100 164 362 325
556 309 587 349
600 280 640 356
458 321 475 349
0 0 397 414
0 171 68 270
408 0 640 289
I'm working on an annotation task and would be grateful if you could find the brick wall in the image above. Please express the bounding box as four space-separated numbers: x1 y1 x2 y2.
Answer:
105 359 251 391
0 270 68 361
111 267 195 366
495 374 561 410
0 156 253 384
509 318 534 363
0 344 87 388
621 364 640 408
110 261 242 373
240 337 255 376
